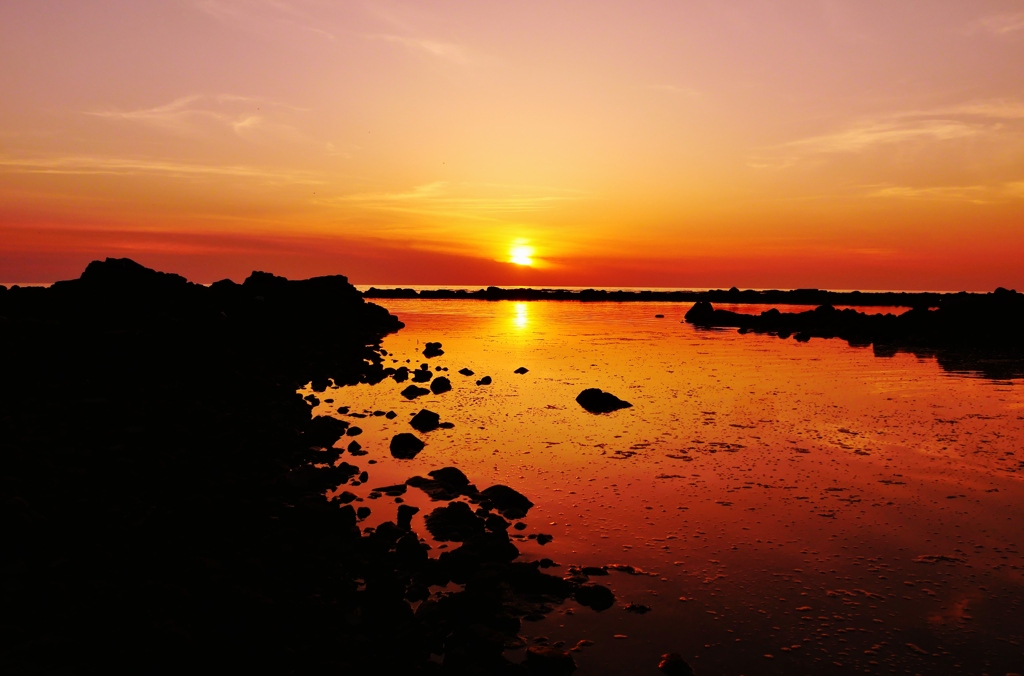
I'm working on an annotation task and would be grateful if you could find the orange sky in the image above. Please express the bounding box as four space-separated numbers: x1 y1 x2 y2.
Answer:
2 1 1023 289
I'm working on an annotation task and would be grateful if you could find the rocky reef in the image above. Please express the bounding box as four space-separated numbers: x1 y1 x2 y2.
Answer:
0 259 624 674
684 291 1024 379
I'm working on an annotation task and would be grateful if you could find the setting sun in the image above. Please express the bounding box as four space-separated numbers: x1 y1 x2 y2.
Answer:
509 245 534 267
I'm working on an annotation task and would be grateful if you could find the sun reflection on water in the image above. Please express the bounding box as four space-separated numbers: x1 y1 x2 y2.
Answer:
512 302 529 329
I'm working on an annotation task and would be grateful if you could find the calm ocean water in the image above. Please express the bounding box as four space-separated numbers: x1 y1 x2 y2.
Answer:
304 300 1024 675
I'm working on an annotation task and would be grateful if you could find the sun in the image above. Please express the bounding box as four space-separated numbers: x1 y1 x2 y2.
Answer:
509 245 534 266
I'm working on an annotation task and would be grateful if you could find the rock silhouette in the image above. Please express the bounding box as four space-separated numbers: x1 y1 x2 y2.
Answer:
575 583 616 611
429 376 452 394
685 295 1024 379
390 432 426 459
576 388 633 414
0 257 637 673
400 385 430 400
423 341 444 357
410 409 441 432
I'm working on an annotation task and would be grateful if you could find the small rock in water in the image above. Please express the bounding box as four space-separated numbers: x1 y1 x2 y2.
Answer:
430 376 452 394
476 376 492 386
410 409 441 433
429 466 471 489
390 433 425 459
574 583 615 611
356 506 371 519
481 484 534 517
458 367 475 376
514 366 529 374
412 367 433 383
525 645 577 675
658 653 695 676
655 314 664 318
346 426 362 437
423 341 444 357
575 388 632 414
401 385 430 400
536 533 553 545
385 410 397 419
624 603 652 614
393 366 409 383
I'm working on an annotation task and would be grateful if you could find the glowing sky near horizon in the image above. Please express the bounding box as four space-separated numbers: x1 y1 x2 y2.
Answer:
1 1 1023 288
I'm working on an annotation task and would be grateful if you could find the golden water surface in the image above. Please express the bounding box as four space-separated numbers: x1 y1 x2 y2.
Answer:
303 300 1024 675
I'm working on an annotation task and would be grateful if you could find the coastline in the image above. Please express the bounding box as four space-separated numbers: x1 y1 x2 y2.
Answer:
0 258 596 673
362 286 1001 307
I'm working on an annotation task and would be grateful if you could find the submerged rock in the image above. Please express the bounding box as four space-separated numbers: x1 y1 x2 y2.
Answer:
525 645 577 674
574 583 615 611
390 433 425 459
401 385 430 400
658 653 696 676
575 388 632 414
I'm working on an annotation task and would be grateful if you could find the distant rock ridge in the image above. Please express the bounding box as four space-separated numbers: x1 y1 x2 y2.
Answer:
683 294 1024 379
362 285 982 307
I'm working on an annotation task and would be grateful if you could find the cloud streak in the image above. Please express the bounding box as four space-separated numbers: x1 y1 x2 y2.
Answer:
86 94 306 140
970 12 1024 36
194 0 337 41
0 155 324 185
751 99 1024 168
370 34 470 63
866 181 1024 205
327 182 581 221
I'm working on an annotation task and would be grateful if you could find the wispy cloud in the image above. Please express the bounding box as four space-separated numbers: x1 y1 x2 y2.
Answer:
865 181 1024 205
194 0 337 41
86 94 305 140
0 155 324 185
370 34 470 64
750 99 1024 168
969 11 1024 36
326 181 581 221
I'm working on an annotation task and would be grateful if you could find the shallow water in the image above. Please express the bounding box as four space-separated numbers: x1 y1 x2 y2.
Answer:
303 300 1024 675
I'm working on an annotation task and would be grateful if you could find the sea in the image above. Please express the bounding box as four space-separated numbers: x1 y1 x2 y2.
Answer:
308 298 1023 675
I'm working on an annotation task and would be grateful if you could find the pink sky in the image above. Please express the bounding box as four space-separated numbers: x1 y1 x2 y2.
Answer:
2 1 1023 288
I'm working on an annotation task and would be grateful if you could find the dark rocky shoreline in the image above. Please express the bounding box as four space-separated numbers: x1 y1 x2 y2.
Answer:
365 285 954 307
0 259 620 674
684 294 1024 380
